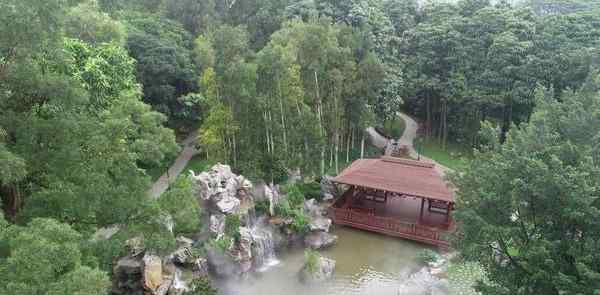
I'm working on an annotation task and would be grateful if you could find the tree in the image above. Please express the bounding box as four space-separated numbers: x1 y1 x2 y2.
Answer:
158 177 201 235
125 14 198 124
65 1 126 45
199 102 239 162
452 84 600 294
0 218 110 295
165 0 216 36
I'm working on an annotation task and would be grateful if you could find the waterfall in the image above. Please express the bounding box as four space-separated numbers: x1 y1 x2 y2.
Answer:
172 268 189 292
250 225 279 272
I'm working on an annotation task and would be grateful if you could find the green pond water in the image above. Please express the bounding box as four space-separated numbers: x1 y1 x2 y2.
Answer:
218 226 431 295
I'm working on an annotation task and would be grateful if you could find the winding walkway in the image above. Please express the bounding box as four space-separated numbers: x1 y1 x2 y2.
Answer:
367 112 450 176
148 131 200 199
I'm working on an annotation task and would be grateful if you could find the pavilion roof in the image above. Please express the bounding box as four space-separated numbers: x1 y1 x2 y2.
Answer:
332 156 454 202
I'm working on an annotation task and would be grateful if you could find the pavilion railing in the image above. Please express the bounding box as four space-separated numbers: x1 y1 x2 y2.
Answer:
329 206 450 248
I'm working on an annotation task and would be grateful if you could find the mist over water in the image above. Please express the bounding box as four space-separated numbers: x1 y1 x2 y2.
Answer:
217 226 430 295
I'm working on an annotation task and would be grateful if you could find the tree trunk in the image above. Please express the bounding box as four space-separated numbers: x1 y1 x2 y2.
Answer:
442 99 448 151
269 110 275 154
426 94 432 138
232 133 237 167
278 79 288 154
346 128 350 164
264 111 271 154
315 71 325 175
350 126 355 150
360 134 365 159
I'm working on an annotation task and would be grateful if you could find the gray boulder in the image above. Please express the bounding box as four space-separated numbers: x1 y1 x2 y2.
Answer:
192 257 209 278
216 195 241 214
300 256 336 283
304 231 338 249
309 216 332 232
175 236 194 248
112 256 144 294
209 213 226 236
320 176 338 201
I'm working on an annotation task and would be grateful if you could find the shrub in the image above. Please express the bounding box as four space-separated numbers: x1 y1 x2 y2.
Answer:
274 200 310 234
207 236 232 253
416 249 440 265
224 214 241 241
304 249 320 274
286 185 305 209
289 209 310 234
189 277 218 295
296 182 322 201
158 176 201 235
254 200 270 216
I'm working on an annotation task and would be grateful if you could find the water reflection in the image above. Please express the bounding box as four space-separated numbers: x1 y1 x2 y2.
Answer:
218 226 430 295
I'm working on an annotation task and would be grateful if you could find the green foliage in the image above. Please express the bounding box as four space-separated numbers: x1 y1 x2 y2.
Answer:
0 219 109 295
124 13 198 125
416 249 440 265
416 138 471 171
275 200 310 234
304 249 320 274
159 177 201 235
47 266 110 295
254 200 270 216
289 210 310 234
199 101 239 162
208 236 232 253
285 184 306 208
294 181 323 202
452 85 600 294
224 214 242 241
447 260 488 295
189 277 218 295
65 1 126 45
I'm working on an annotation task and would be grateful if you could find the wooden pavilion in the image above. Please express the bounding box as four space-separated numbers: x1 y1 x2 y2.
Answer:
329 156 455 249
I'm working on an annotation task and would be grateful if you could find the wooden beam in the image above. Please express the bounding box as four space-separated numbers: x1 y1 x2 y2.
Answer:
419 198 425 223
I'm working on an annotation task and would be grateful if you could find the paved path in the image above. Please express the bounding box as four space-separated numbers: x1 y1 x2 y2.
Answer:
369 112 450 176
148 131 200 199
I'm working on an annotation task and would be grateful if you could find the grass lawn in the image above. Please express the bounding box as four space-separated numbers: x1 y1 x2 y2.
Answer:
415 138 471 171
184 154 215 174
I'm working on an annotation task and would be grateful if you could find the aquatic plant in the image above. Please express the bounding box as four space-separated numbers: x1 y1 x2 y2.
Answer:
304 249 320 274
416 249 440 265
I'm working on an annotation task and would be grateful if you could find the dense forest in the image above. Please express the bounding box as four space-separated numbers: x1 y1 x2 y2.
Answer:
1 0 600 294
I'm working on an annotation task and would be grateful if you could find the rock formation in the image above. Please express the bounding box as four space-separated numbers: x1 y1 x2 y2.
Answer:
299 255 336 283
304 231 338 250
320 176 338 201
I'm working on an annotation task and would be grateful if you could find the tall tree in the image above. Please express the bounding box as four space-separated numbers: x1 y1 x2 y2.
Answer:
452 84 600 294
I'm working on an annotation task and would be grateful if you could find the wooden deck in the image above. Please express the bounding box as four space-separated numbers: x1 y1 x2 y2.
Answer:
329 189 453 249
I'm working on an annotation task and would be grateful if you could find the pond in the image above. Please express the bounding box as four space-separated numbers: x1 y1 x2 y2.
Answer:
217 226 431 295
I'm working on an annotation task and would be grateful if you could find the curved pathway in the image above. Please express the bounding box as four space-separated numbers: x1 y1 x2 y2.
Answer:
148 131 200 199
368 112 450 176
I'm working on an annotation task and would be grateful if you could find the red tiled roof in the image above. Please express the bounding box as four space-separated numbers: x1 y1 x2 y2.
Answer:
333 156 454 202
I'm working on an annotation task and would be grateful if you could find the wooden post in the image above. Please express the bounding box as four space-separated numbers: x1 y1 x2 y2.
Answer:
419 198 425 223
446 202 453 224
